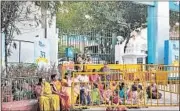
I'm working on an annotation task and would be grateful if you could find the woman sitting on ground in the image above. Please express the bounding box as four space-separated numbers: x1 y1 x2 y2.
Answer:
98 81 105 103
126 82 138 105
119 82 127 104
112 90 122 105
146 82 162 99
34 77 60 111
103 84 113 105
91 83 100 105
137 85 144 105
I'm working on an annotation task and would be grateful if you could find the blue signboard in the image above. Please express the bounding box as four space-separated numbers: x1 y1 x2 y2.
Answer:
169 1 180 12
34 39 50 67
164 40 179 65
66 47 74 58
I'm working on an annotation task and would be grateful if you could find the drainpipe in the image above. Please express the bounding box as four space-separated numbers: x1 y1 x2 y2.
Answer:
44 9 47 39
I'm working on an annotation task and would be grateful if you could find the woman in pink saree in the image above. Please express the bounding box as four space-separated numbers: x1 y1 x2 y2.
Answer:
50 74 70 111
89 69 100 83
98 81 105 102
103 84 113 105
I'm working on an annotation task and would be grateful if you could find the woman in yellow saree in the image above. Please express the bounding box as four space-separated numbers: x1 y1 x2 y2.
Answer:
71 73 80 105
34 77 59 111
51 74 70 111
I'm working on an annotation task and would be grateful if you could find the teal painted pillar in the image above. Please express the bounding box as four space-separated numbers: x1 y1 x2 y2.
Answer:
147 2 157 64
148 2 170 64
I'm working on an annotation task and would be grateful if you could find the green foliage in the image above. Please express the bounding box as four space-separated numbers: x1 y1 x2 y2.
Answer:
56 1 148 55
56 1 94 32
170 10 179 27
56 1 148 35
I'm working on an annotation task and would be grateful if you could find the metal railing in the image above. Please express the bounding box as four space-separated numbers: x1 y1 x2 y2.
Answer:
71 70 179 109
1 76 39 102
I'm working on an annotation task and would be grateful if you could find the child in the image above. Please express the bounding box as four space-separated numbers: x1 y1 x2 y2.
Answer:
80 82 91 105
119 82 127 104
80 83 86 105
126 84 138 105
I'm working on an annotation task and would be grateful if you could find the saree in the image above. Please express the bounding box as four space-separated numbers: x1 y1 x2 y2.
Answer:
137 90 144 105
91 88 100 104
52 79 70 110
71 78 80 104
98 83 104 101
147 84 162 99
103 89 113 103
35 82 60 111
89 74 100 83
126 89 137 105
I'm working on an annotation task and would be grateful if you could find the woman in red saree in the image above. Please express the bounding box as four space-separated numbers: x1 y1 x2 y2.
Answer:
50 74 70 111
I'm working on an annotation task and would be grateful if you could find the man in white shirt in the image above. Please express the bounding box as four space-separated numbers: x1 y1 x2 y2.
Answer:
76 71 90 105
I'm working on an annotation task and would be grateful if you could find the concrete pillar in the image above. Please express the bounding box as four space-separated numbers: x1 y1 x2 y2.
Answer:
156 2 170 64
148 2 170 64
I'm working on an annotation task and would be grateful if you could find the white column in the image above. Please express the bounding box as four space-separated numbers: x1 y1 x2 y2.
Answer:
156 2 170 64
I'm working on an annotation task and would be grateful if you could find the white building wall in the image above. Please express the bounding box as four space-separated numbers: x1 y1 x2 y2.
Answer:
156 2 170 64
7 2 58 66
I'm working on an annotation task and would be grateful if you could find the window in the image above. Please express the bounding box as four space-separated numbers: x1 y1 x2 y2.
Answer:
137 58 143 64
175 55 179 60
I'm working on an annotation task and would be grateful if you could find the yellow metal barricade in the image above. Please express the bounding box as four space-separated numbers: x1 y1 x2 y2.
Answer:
60 64 142 80
69 65 179 110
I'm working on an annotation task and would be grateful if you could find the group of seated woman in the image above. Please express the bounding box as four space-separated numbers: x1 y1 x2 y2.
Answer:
34 68 162 111
72 71 162 107
34 74 71 111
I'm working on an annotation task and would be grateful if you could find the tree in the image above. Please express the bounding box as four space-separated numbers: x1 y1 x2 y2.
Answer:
1 1 60 73
56 1 147 55
56 1 94 32
56 1 147 35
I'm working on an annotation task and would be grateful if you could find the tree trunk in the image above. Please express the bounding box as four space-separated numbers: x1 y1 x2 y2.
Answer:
4 30 8 77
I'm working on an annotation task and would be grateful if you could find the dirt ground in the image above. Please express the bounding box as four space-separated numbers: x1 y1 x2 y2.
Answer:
82 107 179 111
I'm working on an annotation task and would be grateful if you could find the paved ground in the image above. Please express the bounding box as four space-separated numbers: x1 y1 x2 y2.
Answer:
83 107 179 111
146 91 179 105
82 91 179 111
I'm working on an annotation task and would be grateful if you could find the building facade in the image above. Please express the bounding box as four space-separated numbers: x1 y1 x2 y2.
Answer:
1 2 59 68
